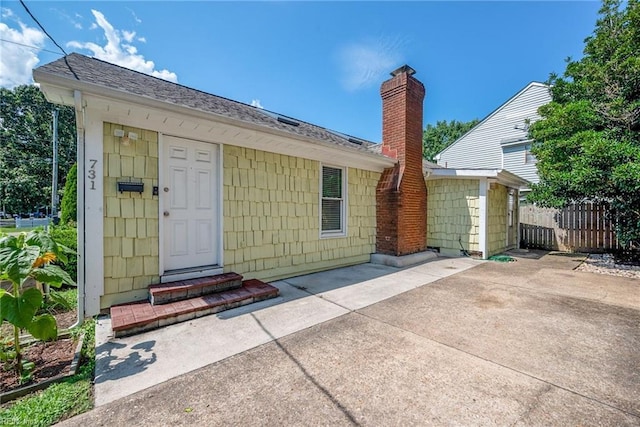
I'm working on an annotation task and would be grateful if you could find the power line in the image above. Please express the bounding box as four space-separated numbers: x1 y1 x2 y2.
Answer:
0 38 63 56
19 0 79 80
19 0 67 56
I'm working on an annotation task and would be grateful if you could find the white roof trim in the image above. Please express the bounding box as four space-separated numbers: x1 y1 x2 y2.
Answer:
425 168 529 189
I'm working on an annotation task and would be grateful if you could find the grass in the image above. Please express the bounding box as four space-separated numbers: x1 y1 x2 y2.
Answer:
0 319 95 426
42 288 77 314
0 226 39 234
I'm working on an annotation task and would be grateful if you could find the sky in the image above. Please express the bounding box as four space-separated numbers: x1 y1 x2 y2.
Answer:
1 1 601 143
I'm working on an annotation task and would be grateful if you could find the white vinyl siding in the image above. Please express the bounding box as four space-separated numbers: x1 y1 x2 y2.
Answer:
437 83 551 179
502 144 539 184
321 165 346 237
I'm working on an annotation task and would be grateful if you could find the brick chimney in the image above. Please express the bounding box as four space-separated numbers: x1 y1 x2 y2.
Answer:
376 65 428 256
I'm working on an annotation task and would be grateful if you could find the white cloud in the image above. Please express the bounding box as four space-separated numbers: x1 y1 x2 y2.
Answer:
127 8 142 24
250 99 264 109
0 9 46 88
51 8 83 30
337 35 405 91
122 30 135 43
68 9 178 83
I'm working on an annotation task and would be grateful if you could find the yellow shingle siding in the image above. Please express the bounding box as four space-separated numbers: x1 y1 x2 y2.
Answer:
426 179 480 256
223 146 379 281
102 123 159 308
487 183 508 256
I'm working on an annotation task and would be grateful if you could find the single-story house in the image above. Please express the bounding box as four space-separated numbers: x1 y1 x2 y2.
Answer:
33 55 527 321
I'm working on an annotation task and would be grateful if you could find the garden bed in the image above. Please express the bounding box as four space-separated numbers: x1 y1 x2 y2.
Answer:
1 335 82 401
1 306 82 401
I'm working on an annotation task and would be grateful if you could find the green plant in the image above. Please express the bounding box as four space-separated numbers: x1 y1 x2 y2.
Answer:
529 0 640 247
60 163 77 224
0 230 75 377
42 288 77 314
0 319 95 427
48 224 78 282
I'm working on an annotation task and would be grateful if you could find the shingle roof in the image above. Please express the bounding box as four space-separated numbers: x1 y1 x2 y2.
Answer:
35 53 382 154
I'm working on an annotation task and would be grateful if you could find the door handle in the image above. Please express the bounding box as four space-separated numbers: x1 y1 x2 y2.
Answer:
163 211 170 217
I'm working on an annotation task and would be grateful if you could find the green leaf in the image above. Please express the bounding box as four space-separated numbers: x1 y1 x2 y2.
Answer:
0 243 22 285
17 246 40 282
22 361 36 371
32 264 76 287
0 288 5 322
0 287 43 328
47 290 74 311
27 313 57 341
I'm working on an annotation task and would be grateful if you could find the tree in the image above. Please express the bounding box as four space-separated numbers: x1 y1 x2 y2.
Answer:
422 119 479 162
529 0 640 247
0 85 76 215
60 163 77 224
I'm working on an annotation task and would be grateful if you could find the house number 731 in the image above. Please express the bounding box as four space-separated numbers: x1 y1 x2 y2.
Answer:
88 159 97 190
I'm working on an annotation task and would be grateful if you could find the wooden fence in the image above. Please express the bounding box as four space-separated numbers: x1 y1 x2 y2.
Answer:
519 202 620 252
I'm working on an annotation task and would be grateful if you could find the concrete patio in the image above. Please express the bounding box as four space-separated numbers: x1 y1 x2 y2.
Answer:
61 251 640 426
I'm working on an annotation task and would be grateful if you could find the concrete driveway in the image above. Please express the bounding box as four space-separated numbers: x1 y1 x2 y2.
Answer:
62 251 639 426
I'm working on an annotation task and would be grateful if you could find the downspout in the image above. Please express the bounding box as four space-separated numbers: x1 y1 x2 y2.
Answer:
478 178 489 260
69 90 85 329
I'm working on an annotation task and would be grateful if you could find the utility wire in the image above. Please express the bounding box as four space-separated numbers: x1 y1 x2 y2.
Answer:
19 0 79 80
19 0 67 55
0 38 63 56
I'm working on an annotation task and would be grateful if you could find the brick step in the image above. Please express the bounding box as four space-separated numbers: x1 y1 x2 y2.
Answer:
111 279 279 337
148 272 243 305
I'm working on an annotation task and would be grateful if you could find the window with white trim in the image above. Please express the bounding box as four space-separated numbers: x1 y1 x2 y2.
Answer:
321 165 346 237
524 144 536 164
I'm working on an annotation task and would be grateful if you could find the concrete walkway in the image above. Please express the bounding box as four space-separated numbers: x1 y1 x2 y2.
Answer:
64 251 640 426
92 256 481 406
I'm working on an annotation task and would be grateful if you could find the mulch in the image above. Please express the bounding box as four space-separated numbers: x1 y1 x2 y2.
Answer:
1 310 79 394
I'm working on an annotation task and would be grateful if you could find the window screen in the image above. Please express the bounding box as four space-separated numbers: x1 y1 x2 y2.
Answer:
321 166 344 234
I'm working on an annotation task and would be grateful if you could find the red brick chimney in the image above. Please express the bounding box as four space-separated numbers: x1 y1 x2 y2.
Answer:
376 65 428 256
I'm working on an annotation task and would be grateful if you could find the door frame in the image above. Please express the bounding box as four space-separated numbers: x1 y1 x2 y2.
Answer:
158 133 224 282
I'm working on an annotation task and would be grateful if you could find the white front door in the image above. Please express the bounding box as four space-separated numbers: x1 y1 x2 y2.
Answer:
162 136 219 271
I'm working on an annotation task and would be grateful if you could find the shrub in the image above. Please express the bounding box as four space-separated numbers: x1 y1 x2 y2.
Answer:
49 223 77 282
60 163 77 224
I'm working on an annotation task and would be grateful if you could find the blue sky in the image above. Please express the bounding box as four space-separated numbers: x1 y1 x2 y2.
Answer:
2 1 601 143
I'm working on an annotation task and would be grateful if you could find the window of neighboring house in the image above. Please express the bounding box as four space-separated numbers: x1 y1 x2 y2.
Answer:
525 144 536 164
321 165 346 237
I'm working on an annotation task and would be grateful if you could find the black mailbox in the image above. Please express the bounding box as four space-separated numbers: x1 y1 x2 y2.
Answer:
117 181 144 194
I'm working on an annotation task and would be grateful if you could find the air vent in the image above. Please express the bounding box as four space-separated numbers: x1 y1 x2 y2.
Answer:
348 138 364 145
277 116 300 127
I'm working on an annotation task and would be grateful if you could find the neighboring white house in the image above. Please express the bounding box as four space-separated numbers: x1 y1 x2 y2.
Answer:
435 82 551 193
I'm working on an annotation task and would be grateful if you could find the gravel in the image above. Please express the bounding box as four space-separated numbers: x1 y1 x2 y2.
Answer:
576 253 640 279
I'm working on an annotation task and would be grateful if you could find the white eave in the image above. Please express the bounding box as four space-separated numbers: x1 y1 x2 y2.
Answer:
33 69 396 172
500 137 533 148
425 167 529 189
